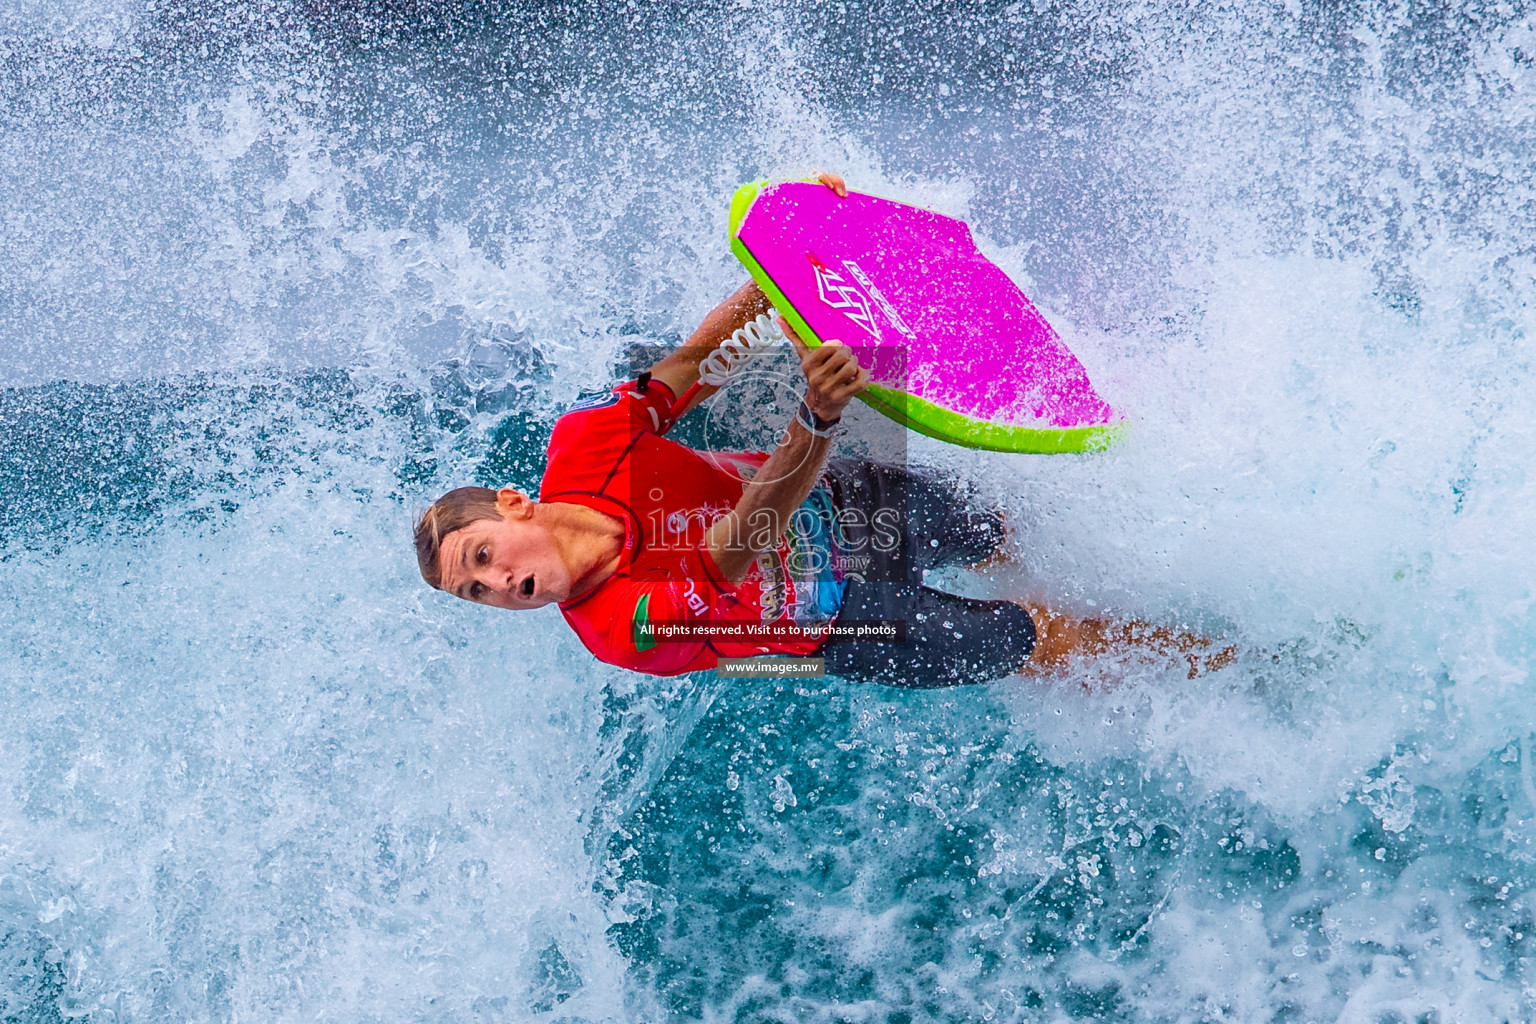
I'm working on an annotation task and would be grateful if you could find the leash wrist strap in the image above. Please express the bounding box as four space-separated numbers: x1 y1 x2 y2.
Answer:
796 400 841 438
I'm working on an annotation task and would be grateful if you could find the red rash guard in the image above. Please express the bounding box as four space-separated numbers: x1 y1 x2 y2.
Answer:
542 379 844 675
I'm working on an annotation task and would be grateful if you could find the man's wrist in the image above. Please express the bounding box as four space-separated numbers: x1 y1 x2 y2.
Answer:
796 399 842 438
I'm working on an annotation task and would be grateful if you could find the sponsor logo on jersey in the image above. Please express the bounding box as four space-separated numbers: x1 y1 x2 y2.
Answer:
663 503 730 537
631 593 656 651
566 390 622 414
757 556 787 624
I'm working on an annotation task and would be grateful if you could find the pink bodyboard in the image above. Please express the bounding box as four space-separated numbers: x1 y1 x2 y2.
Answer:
729 181 1121 453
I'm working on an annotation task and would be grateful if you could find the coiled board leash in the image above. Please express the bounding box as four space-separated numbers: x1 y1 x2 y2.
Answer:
668 311 784 419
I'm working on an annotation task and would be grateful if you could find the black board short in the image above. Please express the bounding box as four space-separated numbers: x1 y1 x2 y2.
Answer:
817 459 1037 688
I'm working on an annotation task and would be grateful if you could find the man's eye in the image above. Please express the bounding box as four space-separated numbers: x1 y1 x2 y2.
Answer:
476 547 489 565
470 582 484 600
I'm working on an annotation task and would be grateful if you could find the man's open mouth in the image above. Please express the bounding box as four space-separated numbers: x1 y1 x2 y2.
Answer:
520 576 535 598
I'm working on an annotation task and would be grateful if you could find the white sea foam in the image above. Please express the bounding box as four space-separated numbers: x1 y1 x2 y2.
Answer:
3 1 1536 1021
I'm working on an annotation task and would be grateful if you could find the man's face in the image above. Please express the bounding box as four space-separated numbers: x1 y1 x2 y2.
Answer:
436 491 573 610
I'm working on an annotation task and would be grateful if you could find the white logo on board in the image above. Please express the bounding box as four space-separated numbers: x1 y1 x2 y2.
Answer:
809 255 881 339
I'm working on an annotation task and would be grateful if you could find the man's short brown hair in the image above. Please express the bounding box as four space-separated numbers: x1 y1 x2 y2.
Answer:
414 486 503 589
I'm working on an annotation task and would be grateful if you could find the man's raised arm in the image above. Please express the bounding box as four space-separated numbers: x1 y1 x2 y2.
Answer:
647 172 849 418
704 325 870 582
645 280 771 417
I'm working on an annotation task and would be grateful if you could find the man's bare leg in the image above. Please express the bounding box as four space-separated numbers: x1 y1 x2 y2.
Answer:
963 521 1234 680
1017 600 1236 680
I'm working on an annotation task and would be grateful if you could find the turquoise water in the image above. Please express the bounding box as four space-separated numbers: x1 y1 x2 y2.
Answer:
3 2 1536 1020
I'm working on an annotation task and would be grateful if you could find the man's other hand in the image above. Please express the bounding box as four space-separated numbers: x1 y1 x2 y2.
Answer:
783 319 869 421
812 170 848 197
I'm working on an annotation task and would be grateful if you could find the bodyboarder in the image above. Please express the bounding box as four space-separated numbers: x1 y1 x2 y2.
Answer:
413 174 1229 686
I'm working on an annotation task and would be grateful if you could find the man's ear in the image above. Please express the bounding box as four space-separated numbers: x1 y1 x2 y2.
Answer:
495 489 534 519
